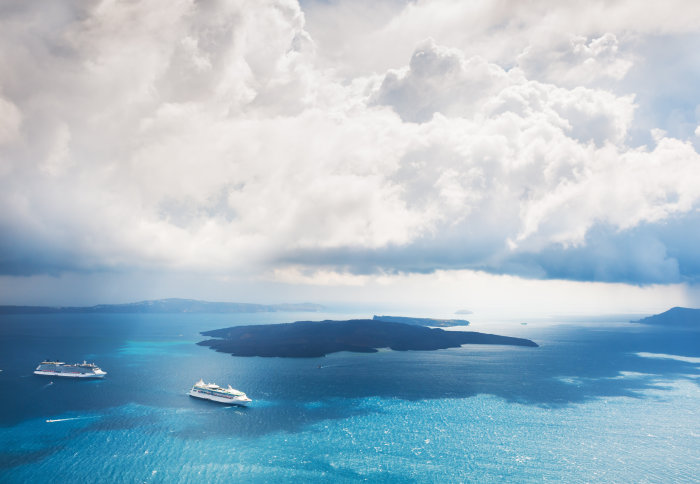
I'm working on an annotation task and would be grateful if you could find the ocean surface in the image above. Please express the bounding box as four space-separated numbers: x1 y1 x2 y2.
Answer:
0 312 698 483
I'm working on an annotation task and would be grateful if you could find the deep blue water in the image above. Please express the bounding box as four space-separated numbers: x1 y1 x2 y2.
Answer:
0 312 698 482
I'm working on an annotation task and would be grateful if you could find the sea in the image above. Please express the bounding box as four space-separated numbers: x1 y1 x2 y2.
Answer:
0 311 698 483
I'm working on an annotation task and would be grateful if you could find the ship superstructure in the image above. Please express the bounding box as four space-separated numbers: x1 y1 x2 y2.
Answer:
188 379 251 406
34 360 107 378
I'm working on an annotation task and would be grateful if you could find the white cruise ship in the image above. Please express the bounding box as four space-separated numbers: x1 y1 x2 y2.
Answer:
188 379 251 406
34 360 107 378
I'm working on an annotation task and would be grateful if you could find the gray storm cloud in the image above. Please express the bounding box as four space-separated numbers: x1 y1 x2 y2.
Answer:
1 0 699 284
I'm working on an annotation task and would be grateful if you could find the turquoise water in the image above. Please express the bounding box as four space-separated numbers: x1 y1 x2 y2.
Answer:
1 313 698 482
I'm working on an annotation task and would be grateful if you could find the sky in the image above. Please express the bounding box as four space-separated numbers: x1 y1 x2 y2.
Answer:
1 0 700 317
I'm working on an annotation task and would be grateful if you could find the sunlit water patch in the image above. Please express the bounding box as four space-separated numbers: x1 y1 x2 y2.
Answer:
118 340 196 356
636 352 700 364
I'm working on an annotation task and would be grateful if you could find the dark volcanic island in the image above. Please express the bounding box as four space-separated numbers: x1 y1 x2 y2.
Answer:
197 319 538 358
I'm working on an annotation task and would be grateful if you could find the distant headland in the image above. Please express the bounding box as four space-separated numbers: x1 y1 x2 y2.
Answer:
373 315 469 327
632 307 699 328
198 319 538 358
0 298 324 314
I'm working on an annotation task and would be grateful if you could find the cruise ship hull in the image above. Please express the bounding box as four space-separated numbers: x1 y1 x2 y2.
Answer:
188 389 250 406
34 370 106 378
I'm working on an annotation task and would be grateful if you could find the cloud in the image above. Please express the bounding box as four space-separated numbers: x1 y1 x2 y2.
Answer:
304 0 700 77
0 96 21 146
517 33 635 86
373 39 636 144
373 39 512 122
0 0 699 290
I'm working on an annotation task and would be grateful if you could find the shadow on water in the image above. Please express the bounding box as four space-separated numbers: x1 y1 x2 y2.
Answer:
0 313 698 445
0 446 65 470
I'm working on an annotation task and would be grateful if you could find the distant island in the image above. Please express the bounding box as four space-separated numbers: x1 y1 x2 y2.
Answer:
198 319 538 358
373 315 469 327
0 298 324 314
632 307 699 328
454 309 473 315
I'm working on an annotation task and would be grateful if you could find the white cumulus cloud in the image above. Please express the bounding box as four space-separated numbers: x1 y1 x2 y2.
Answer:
0 0 699 288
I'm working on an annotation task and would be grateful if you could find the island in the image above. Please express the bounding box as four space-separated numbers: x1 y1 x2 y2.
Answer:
0 298 324 314
197 319 538 358
632 307 699 328
455 309 473 315
373 315 469 327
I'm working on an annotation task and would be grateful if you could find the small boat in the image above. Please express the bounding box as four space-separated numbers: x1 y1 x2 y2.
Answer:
188 379 251 406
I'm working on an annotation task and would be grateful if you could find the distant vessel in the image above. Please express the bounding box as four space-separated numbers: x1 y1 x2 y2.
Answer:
188 379 251 406
34 360 106 378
